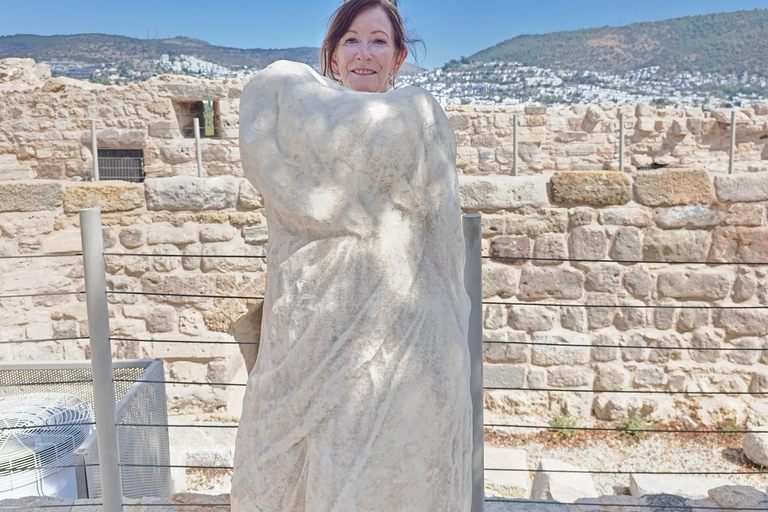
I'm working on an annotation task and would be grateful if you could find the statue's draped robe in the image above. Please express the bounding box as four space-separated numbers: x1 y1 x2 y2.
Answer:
232 60 472 512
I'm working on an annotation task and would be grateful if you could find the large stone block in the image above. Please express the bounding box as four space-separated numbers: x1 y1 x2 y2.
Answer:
63 182 145 213
200 242 264 273
657 269 734 300
643 228 711 262
518 267 584 300
611 227 642 261
147 223 197 245
531 459 598 502
715 173 768 202
585 263 621 293
508 305 555 332
532 234 567 266
145 176 239 211
505 210 569 236
41 230 81 254
482 262 518 298
599 207 651 227
655 206 720 229
716 309 768 336
484 447 531 499
547 366 592 387
484 364 526 389
80 129 147 149
710 227 768 262
569 227 607 260
531 332 590 366
0 182 63 212
459 175 548 210
550 171 631 206
491 235 530 263
630 474 732 500
633 169 712 206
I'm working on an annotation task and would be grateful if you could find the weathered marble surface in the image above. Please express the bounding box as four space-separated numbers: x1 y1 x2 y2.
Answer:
233 61 472 511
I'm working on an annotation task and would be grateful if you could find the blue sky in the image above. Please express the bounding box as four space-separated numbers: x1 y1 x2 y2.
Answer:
1 1 767 68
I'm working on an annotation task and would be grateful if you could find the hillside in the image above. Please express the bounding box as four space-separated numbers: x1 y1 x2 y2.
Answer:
0 33 320 69
470 9 768 75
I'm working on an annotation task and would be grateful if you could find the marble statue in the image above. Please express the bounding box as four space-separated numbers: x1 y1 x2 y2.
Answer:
232 60 472 511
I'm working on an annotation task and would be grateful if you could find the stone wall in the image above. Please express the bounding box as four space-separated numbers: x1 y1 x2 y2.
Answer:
1 58 768 428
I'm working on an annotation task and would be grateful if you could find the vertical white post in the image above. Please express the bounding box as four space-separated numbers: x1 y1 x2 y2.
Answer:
729 109 737 175
619 112 625 172
513 114 519 177
194 118 203 178
462 214 484 512
90 120 99 181
80 207 123 512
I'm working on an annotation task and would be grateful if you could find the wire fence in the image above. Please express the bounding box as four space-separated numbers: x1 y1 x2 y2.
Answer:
1 211 767 511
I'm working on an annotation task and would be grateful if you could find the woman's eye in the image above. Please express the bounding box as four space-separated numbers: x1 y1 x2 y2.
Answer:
344 37 358 44
374 39 387 45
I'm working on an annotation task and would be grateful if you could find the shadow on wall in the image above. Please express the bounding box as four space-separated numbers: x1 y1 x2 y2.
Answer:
231 303 262 376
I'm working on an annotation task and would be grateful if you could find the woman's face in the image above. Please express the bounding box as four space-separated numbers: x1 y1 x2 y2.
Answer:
331 5 407 93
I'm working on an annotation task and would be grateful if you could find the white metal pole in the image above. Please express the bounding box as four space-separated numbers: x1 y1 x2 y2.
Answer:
729 109 737 175
194 118 203 178
90 120 99 181
513 114 519 177
80 207 123 512
462 213 484 512
619 112 625 172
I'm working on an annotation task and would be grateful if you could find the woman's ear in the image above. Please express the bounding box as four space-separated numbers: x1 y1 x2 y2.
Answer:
392 48 408 76
331 53 339 78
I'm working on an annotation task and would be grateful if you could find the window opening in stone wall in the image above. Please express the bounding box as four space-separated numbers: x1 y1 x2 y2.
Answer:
175 100 220 138
98 149 145 183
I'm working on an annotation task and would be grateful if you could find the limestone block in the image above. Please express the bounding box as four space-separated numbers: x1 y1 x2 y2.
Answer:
199 224 237 243
657 269 733 300
243 225 269 245
710 227 768 262
646 331 684 363
147 223 197 245
733 273 757 302
709 485 768 510
81 129 147 149
159 144 196 164
147 305 177 333
636 118 656 132
725 337 762 365
148 120 181 139
459 175 548 210
585 104 604 124
106 276 140 305
151 244 182 272
550 171 631 206
518 267 584 301
149 332 236 360
145 176 239 211
591 331 620 361
504 210 569 236
484 364 526 389
585 263 621 293
200 242 263 273
722 204 764 226
491 236 531 264
141 274 220 305
238 179 263 209
179 309 206 336
508 305 555 332
595 364 630 390
593 394 628 420
715 172 768 203
569 227 607 260
0 154 32 180
677 303 710 331
532 234 567 266
711 108 751 125
614 300 647 331
568 207 594 228
547 366 591 387
530 332 590 366
636 103 652 117
653 307 676 330
482 262 518 298
586 293 616 329
531 459 598 502
482 215 505 237
633 169 712 206
623 267 652 297
41 230 81 254
565 144 596 157
716 309 768 336
119 227 146 249
124 256 151 276
643 228 711 262
161 82 226 101
599 207 651 227
484 447 531 499
560 306 586 333
690 328 722 363
64 182 145 213
630 474 733 500
484 305 506 330
655 206 720 229
0 182 63 212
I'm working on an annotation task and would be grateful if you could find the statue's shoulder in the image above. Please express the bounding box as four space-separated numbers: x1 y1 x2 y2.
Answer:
242 60 322 100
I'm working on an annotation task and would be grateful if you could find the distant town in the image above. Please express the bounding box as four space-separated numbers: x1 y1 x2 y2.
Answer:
45 54 768 108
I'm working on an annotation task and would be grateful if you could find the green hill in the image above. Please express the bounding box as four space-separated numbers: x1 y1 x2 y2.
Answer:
470 9 768 75
0 33 320 69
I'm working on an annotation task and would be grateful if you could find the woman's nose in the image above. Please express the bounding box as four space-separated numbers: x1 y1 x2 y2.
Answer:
356 42 372 60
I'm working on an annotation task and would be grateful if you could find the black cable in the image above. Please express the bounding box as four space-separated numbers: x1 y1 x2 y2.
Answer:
486 467 768 475
0 505 104 510
0 291 84 300
111 337 259 346
483 340 764 351
0 336 90 345
482 255 768 266
103 252 266 259
120 464 233 470
484 423 754 434
0 379 93 388
0 253 82 260
113 379 246 387
483 301 767 310
0 422 96 431
107 291 264 300
484 499 768 511
118 423 238 429
484 387 767 395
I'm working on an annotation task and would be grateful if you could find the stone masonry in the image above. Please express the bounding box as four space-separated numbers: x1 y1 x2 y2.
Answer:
1 58 768 428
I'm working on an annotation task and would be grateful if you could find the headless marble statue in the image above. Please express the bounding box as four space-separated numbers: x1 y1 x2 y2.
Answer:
232 60 471 512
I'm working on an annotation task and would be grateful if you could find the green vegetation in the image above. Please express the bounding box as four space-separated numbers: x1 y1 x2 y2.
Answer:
0 33 319 69
719 420 743 436
550 411 580 442
470 9 768 76
616 413 652 441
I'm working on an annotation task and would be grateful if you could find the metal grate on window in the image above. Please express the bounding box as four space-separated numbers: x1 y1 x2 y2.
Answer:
98 149 145 183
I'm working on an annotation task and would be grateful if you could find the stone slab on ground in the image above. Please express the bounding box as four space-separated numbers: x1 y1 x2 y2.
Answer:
742 427 768 466
485 446 531 498
709 485 768 509
485 499 568 512
531 458 599 502
630 473 733 499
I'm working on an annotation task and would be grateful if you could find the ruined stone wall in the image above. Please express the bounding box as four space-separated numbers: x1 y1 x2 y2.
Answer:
1 59 768 427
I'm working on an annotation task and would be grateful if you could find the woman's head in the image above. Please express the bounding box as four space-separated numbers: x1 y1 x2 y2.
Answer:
321 0 414 93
